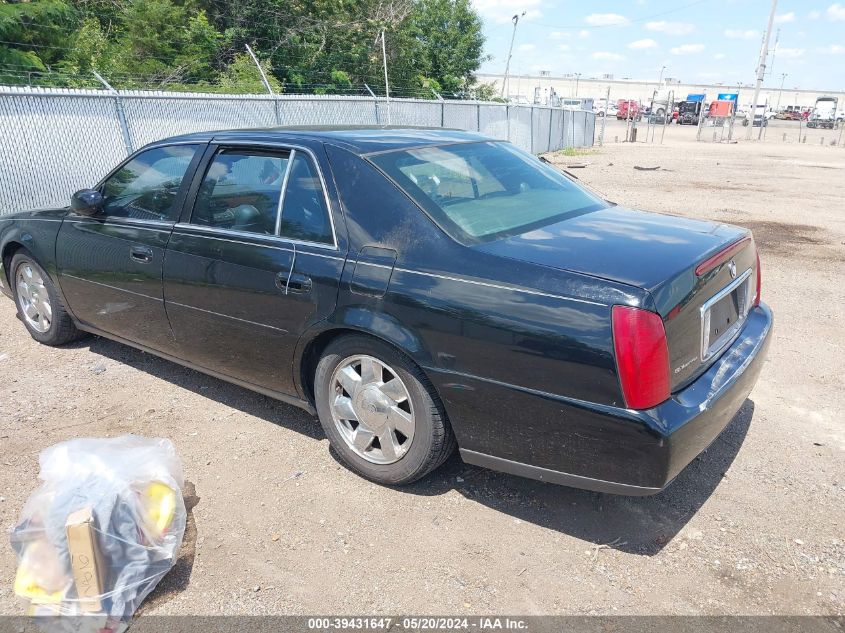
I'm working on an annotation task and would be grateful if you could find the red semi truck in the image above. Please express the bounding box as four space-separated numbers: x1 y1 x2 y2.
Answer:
616 100 641 121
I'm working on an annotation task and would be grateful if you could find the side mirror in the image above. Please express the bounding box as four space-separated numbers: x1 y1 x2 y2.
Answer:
70 189 104 216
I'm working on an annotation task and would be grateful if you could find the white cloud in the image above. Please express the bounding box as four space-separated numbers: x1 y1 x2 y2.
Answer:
628 38 658 50
646 21 694 35
808 9 821 19
714 53 727 60
592 51 624 61
774 12 795 23
820 44 845 54
549 31 570 40
670 43 705 55
777 47 806 59
578 29 590 38
724 29 759 40
472 0 543 24
827 3 845 20
517 43 536 52
584 13 628 26
558 43 571 52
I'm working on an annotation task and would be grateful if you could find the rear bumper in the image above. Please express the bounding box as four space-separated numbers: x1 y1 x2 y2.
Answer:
440 303 773 495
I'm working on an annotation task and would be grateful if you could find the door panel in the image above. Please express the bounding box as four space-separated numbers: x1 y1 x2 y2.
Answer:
162 143 345 396
57 219 178 351
163 227 344 393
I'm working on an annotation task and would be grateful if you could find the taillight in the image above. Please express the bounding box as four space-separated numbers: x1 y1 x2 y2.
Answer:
612 306 671 410
753 249 761 307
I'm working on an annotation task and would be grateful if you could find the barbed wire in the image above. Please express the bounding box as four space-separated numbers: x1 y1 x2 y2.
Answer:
0 66 460 99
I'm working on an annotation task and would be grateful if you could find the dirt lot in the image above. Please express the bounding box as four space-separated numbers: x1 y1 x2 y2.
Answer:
1 120 843 617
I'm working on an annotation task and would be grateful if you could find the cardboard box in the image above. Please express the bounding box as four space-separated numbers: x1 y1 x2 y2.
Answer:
65 507 105 613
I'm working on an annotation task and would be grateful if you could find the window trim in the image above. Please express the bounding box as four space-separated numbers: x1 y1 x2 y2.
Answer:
183 142 339 251
274 149 296 235
88 141 206 225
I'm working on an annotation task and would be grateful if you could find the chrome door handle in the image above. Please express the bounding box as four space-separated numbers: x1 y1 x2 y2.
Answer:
275 272 312 294
130 246 154 263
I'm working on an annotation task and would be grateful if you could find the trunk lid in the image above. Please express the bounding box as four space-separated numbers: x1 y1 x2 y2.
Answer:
474 206 758 389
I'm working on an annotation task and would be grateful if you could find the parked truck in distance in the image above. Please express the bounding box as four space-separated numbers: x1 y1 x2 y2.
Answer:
616 99 641 121
677 94 705 125
806 96 839 129
743 95 770 127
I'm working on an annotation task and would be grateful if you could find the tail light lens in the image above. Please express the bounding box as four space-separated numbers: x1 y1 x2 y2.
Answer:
753 249 762 307
612 306 671 410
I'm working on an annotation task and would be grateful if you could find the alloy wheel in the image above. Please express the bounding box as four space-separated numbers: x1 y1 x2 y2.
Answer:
329 355 415 464
16 264 52 333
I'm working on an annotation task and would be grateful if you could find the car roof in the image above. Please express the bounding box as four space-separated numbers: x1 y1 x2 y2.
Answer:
158 126 493 155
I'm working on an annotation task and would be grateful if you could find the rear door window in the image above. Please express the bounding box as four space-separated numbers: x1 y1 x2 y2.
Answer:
190 149 291 235
278 152 334 245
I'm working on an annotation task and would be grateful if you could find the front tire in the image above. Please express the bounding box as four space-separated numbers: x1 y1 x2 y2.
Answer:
11 251 83 346
314 335 456 485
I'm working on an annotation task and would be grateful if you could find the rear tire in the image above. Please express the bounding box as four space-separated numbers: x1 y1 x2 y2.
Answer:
314 334 456 485
11 251 84 346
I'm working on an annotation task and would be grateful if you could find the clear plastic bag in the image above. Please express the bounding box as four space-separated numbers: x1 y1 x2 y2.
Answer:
10 435 186 627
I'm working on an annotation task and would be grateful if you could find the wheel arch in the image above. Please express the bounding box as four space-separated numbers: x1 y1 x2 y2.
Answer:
295 309 437 407
1 240 27 289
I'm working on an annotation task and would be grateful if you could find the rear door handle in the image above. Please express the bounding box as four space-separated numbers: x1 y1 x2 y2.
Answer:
275 271 312 294
130 245 154 264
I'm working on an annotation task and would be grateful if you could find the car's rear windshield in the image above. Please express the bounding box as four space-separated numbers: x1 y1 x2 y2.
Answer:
368 141 607 244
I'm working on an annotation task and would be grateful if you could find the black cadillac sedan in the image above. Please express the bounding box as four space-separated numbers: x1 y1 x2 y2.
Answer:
0 127 772 494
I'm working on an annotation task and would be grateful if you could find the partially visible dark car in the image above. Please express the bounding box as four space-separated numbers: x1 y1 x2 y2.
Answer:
0 127 772 494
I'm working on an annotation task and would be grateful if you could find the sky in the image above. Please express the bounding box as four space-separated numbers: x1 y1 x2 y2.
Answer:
472 0 845 91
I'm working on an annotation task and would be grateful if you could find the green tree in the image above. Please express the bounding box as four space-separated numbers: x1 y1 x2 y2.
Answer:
217 52 283 93
407 0 487 95
0 0 80 83
0 0 489 97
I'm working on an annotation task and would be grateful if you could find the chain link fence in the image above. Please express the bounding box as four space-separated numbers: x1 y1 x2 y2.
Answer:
0 86 595 214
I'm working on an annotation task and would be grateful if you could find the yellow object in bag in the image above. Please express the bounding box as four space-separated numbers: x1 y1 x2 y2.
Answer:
142 481 178 536
14 567 64 603
14 539 69 604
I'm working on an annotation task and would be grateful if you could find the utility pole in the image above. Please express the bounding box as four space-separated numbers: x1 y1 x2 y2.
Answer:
245 44 274 95
746 0 777 140
501 11 526 99
574 73 581 97
658 65 666 85
769 28 780 78
776 72 787 111
380 30 391 125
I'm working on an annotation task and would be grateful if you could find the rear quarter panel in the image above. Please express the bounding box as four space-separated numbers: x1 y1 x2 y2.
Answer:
321 144 653 462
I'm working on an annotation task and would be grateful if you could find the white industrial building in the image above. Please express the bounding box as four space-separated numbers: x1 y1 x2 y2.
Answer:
475 73 845 112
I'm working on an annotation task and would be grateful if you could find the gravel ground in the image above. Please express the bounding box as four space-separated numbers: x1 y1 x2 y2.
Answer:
0 119 843 616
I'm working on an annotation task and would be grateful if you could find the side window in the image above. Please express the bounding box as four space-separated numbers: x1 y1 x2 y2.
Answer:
279 152 334 245
191 150 290 235
101 145 199 221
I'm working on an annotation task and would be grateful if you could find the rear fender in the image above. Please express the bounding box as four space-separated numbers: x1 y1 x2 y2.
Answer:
292 306 434 400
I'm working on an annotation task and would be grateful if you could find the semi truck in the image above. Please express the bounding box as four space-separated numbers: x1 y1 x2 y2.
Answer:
806 96 839 129
743 94 770 127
